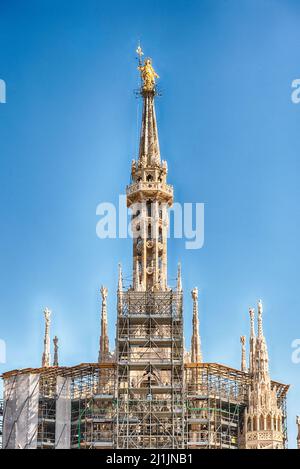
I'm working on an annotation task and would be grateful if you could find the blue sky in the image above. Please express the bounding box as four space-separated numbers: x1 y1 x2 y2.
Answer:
0 0 300 447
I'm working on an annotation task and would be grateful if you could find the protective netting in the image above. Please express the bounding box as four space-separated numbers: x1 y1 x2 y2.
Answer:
55 376 71 448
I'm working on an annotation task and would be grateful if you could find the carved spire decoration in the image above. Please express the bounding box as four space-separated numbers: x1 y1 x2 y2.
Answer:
98 286 110 363
138 50 159 93
127 48 173 292
240 336 247 372
177 263 182 292
191 287 202 363
242 300 284 449
53 336 59 367
134 258 141 291
42 308 51 368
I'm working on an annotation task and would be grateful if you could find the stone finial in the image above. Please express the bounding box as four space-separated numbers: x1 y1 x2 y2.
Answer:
257 299 263 338
191 287 202 363
192 287 198 301
177 263 182 292
297 416 300 449
101 286 108 304
53 336 59 367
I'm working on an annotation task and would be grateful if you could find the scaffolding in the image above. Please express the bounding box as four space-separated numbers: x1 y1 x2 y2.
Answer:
116 289 185 449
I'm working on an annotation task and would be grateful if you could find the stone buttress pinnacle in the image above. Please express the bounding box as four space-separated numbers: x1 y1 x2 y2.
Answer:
127 50 173 292
42 307 51 368
98 286 110 362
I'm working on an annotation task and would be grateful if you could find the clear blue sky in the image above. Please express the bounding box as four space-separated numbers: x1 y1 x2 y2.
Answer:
0 0 300 447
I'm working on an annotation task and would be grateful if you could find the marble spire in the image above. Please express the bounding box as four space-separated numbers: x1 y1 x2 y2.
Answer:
42 307 51 368
191 287 202 363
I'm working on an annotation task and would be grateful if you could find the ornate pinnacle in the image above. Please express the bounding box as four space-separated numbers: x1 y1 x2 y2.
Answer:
118 263 123 291
177 262 182 292
191 287 202 363
138 55 159 92
249 307 255 338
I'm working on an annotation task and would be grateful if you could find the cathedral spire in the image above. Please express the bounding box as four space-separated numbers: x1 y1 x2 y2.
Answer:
53 336 59 367
98 286 110 362
240 336 247 372
191 287 202 363
42 308 51 368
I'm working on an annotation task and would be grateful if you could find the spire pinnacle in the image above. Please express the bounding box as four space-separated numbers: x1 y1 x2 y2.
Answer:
191 287 202 363
297 416 300 449
134 258 141 291
53 336 59 367
42 308 51 368
240 335 247 372
118 263 123 292
138 55 159 93
249 307 255 338
177 262 182 292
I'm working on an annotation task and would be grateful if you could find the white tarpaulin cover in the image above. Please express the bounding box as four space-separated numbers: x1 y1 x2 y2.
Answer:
55 376 71 448
3 373 39 449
